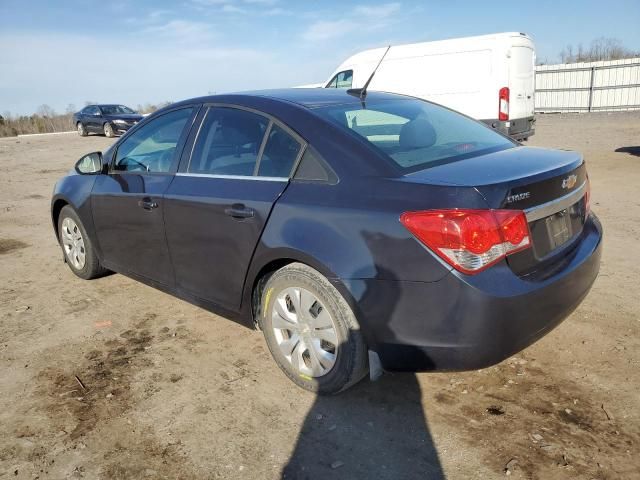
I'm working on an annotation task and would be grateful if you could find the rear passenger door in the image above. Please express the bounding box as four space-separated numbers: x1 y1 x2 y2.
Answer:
164 105 305 310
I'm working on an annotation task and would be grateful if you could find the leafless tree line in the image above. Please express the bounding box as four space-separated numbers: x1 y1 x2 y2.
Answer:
0 101 171 137
558 37 639 64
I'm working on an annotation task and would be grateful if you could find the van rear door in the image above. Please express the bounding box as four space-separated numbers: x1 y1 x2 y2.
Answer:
508 46 535 120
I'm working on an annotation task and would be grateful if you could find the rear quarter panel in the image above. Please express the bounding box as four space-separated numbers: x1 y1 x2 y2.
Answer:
252 175 490 283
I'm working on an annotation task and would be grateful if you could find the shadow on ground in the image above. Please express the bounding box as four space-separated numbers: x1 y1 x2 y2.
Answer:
282 373 444 479
615 146 640 157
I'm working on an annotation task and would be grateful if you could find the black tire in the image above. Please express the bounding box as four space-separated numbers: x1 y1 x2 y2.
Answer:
259 263 368 394
103 122 115 138
58 205 108 280
77 122 88 137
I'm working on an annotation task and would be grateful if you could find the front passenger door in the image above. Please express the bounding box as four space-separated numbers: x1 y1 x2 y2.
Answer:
91 107 196 286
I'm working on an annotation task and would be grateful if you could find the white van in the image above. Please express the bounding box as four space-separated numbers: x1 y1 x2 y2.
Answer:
324 32 536 140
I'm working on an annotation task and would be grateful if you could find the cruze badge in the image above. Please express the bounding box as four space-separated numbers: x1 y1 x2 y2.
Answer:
506 192 531 204
562 174 578 190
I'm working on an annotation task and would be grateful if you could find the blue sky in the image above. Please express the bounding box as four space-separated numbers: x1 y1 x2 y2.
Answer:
1 0 639 115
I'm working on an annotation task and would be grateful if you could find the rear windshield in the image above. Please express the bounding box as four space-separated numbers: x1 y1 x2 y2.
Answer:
314 98 515 172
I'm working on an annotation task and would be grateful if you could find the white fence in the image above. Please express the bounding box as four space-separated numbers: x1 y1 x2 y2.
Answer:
535 58 640 113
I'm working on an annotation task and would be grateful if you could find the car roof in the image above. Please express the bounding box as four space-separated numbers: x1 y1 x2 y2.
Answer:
177 88 408 109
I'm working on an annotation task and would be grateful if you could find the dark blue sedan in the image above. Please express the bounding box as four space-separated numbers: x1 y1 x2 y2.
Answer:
73 104 143 138
52 89 602 393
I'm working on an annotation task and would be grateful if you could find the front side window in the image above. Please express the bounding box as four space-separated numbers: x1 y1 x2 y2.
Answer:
326 70 353 89
189 107 268 176
315 99 515 172
113 107 193 173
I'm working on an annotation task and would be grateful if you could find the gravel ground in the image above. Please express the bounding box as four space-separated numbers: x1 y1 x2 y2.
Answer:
1 112 639 479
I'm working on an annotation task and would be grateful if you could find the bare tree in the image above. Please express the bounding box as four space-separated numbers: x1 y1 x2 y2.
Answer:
37 104 56 118
559 37 639 63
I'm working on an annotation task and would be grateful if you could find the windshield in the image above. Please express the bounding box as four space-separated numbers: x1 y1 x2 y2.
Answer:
101 105 136 115
314 99 515 172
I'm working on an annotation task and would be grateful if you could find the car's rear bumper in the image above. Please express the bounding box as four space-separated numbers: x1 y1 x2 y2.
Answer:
340 213 602 372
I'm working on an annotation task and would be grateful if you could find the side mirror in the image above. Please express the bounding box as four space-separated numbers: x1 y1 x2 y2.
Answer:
75 152 103 175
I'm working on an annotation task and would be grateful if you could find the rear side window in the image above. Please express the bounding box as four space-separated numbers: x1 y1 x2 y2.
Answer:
113 107 193 173
315 99 515 172
189 107 268 176
257 124 302 178
326 70 353 89
293 146 337 184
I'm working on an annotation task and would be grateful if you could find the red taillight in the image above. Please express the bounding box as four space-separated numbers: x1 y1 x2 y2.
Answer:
400 209 531 274
499 87 509 121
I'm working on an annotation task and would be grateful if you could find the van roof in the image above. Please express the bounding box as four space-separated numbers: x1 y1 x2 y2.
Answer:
335 32 533 68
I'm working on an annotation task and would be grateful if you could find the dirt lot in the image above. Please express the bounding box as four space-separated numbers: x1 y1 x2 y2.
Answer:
1 113 639 479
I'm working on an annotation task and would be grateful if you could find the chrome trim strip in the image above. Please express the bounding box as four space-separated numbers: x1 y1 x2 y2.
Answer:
175 172 287 182
524 181 587 221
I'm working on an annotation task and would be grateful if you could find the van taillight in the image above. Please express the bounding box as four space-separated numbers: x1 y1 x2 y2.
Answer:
400 209 531 274
499 87 509 121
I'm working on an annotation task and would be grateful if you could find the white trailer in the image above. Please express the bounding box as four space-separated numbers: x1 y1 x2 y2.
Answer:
324 32 536 140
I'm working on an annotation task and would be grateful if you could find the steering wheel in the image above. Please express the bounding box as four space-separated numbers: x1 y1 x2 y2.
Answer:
124 157 150 172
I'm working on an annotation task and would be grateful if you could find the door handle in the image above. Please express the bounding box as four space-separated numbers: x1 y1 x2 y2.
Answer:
225 204 254 219
138 198 158 210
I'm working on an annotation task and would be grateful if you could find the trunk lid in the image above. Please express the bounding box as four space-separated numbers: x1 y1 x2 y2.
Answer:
406 146 589 273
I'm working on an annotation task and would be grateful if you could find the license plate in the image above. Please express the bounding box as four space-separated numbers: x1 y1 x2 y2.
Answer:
545 209 572 249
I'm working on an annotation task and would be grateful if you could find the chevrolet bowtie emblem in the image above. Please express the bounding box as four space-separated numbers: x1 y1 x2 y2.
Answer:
562 174 578 189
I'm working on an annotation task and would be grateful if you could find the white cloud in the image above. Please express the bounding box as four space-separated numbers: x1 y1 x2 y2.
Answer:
221 4 246 13
243 0 279 4
302 3 402 42
192 0 279 10
142 20 216 42
302 19 357 42
353 2 401 18
264 7 291 16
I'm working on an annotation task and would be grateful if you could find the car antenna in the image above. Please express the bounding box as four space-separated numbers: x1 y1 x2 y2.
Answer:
347 45 391 106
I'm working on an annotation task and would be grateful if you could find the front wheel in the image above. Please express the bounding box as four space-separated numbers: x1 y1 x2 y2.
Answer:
77 122 87 137
58 206 108 280
260 263 368 394
103 122 115 138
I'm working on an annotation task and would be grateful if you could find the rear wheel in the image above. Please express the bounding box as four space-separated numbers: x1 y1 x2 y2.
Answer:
58 206 107 280
77 122 87 137
103 122 114 138
260 263 368 394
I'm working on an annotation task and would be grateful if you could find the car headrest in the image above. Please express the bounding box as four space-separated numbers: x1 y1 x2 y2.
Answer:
219 114 262 146
399 117 437 149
